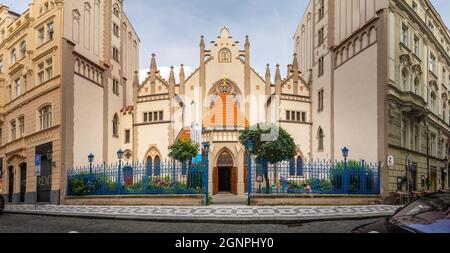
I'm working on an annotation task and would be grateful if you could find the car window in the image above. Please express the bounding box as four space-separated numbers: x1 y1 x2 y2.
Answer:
391 194 450 233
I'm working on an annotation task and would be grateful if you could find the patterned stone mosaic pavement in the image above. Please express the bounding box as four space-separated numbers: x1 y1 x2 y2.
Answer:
4 205 401 222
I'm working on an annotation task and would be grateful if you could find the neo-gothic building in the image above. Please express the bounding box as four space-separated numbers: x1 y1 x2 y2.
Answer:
119 27 312 195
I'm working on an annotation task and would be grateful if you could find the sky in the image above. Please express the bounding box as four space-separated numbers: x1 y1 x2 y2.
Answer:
4 0 450 81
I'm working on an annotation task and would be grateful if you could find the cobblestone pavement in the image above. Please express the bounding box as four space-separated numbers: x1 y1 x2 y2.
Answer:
4 204 401 222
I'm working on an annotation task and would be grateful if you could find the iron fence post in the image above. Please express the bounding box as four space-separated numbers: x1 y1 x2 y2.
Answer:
117 160 122 194
361 160 366 195
248 154 252 206
102 162 106 194
203 142 210 206
344 157 348 194
377 162 381 195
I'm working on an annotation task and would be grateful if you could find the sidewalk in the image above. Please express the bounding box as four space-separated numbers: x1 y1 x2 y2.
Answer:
3 204 401 223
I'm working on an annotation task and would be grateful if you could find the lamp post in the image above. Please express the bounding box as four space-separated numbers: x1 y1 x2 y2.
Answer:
406 155 413 203
88 153 94 192
245 140 254 206
342 147 349 194
117 149 124 194
202 142 210 206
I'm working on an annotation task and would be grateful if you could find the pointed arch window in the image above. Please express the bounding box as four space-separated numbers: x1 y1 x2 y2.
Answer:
154 156 161 176
289 158 296 176
146 156 153 176
112 114 119 137
297 156 304 176
318 127 325 151
219 48 231 63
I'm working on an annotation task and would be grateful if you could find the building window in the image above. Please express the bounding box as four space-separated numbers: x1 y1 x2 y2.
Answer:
414 78 420 95
414 35 420 56
143 111 164 123
401 24 409 46
318 89 324 112
414 125 420 151
11 48 17 64
14 78 21 98
38 63 45 84
125 129 130 144
113 23 120 37
10 120 16 141
318 56 324 77
431 134 437 157
402 119 409 148
430 92 437 114
428 21 434 32
0 58 3 73
318 127 324 151
113 47 120 62
430 53 436 73
45 57 53 80
0 128 2 146
402 68 409 91
113 78 120 95
318 27 324 46
113 4 120 17
47 21 54 40
113 114 119 137
18 116 24 138
20 41 27 58
39 105 52 130
286 110 306 123
318 0 325 20
38 27 45 45
412 1 418 12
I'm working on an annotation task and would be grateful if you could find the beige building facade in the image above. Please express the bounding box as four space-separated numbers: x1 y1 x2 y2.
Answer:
124 27 311 196
294 0 450 197
0 0 139 204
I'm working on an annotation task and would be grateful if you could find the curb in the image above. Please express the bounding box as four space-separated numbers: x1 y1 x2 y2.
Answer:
3 209 393 224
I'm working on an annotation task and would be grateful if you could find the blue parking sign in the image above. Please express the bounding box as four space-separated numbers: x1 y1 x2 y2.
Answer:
35 155 42 177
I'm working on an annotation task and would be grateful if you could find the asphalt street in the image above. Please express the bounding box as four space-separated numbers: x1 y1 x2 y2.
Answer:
0 213 381 233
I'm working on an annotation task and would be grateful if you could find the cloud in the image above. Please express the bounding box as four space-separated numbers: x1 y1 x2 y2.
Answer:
139 66 195 83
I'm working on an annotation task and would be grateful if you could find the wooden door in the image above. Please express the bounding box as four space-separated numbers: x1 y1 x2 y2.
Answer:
232 167 238 195
213 167 219 195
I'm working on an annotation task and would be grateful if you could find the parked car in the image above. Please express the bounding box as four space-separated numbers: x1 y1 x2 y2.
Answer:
353 192 450 233
0 195 4 214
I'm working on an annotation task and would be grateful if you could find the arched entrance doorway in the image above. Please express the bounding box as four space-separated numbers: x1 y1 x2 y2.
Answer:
19 163 27 203
214 150 236 195
8 166 14 203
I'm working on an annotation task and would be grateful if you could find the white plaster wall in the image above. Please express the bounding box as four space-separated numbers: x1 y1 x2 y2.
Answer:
73 75 104 166
334 43 379 162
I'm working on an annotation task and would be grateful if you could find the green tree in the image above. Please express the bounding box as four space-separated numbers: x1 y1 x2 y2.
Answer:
168 139 200 163
168 139 200 189
239 123 297 192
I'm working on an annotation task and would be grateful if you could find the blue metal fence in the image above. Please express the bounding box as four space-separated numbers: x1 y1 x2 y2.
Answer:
249 159 380 195
67 160 208 196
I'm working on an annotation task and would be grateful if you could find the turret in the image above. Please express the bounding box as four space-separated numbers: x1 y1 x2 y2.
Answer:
275 64 282 97
179 64 186 96
265 64 271 97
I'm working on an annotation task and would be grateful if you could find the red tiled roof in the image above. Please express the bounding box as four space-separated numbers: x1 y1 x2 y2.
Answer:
203 94 249 129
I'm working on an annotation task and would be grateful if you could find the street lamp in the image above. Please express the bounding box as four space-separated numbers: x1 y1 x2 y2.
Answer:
406 155 413 203
341 147 349 161
88 153 95 164
342 147 349 194
202 142 210 206
245 140 254 206
117 149 124 194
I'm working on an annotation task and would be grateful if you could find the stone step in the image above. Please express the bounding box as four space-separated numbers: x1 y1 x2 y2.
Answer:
211 194 247 205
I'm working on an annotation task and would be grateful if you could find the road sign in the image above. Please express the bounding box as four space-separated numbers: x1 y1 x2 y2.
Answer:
35 154 42 177
387 155 395 167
